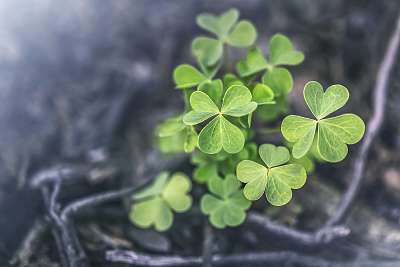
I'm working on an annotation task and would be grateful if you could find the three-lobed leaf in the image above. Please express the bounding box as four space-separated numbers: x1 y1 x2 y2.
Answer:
281 81 365 162
130 173 192 231
183 84 257 154
200 174 251 228
194 9 257 66
173 64 207 89
236 144 307 206
269 34 304 66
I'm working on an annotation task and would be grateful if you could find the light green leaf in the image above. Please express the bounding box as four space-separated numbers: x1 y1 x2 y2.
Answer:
304 81 349 119
266 164 306 206
222 174 241 198
132 172 169 200
196 8 239 38
218 8 240 37
192 37 223 66
183 91 219 125
317 114 365 162
223 73 244 87
221 85 257 116
198 79 223 106
236 144 307 206
130 196 173 232
252 83 275 105
198 116 223 154
269 33 304 66
281 115 317 159
259 144 290 168
193 163 220 183
162 173 192 212
157 116 185 137
236 47 268 77
262 67 293 95
236 160 267 200
220 116 245 154
190 90 220 113
173 64 207 89
226 20 257 47
200 194 222 215
183 111 216 125
200 175 251 228
130 173 193 232
282 81 365 162
320 114 365 144
184 127 198 153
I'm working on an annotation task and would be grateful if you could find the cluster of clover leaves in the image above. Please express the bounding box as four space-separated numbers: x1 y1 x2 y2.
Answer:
129 8 365 230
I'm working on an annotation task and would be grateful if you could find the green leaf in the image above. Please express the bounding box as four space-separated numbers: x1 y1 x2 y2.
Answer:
130 173 193 232
220 116 245 153
198 116 223 154
223 73 244 87
317 114 365 162
193 162 220 183
198 79 223 106
236 144 307 205
255 94 288 122
185 83 253 154
281 115 317 159
190 89 220 113
269 33 304 66
221 85 257 116
304 81 349 119
173 64 207 89
157 116 185 137
184 127 198 153
200 174 251 228
236 160 267 200
183 91 219 125
192 37 223 66
132 172 169 200
196 8 239 38
236 47 268 77
252 83 275 105
259 144 290 168
162 173 192 212
266 164 306 206
226 20 257 47
281 81 365 162
130 197 173 231
262 67 293 95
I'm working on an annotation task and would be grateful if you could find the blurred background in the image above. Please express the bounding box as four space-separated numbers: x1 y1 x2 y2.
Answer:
1 0 400 266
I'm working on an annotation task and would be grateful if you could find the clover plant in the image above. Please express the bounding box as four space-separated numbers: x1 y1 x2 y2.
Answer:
129 8 365 231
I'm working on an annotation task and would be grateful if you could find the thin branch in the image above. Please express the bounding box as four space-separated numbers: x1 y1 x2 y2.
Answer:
42 180 89 267
105 249 400 267
10 218 48 266
246 212 350 247
325 13 400 227
60 176 153 221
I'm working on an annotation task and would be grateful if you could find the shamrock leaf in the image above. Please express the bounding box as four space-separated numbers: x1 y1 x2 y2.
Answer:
130 172 192 231
191 151 225 184
183 84 257 154
173 64 208 89
236 144 307 206
193 9 257 66
252 83 275 105
156 116 198 153
269 34 304 66
281 81 365 162
200 174 251 228
236 33 304 78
